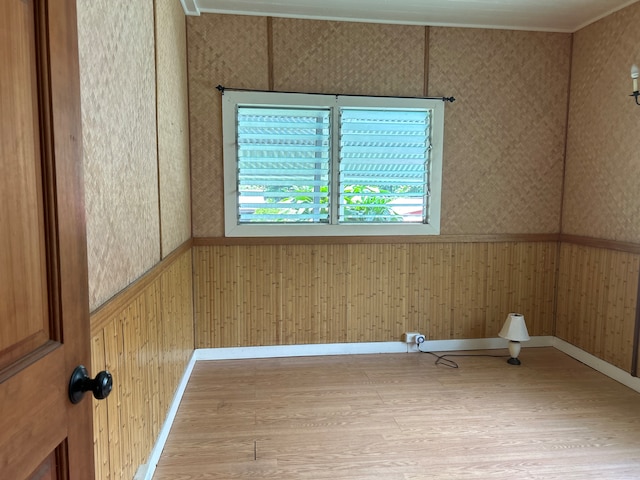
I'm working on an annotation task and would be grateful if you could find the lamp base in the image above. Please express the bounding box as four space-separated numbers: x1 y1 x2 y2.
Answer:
507 357 521 365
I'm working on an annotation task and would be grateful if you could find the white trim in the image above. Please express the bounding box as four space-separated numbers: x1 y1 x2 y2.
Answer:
552 338 640 394
196 341 409 360
180 0 200 16
195 336 555 359
572 0 640 32
417 335 554 353
133 352 198 480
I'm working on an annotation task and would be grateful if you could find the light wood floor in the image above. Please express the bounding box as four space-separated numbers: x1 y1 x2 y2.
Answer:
153 347 640 479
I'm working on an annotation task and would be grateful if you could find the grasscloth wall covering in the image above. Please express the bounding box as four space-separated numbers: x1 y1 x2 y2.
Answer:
563 2 640 243
429 28 571 235
188 15 270 238
156 0 192 257
272 19 427 96
77 0 160 310
78 0 192 311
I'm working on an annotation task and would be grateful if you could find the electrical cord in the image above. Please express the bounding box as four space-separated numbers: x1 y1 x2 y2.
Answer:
418 347 511 368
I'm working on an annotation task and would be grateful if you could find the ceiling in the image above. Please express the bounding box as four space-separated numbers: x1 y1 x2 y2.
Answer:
180 0 639 33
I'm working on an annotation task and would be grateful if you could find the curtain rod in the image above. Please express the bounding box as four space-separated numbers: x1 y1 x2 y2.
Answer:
216 85 455 103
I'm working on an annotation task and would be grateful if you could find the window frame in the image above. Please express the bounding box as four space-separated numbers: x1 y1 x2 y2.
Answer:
222 90 444 237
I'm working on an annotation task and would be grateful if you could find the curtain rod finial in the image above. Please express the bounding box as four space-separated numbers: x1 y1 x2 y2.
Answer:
216 85 225 93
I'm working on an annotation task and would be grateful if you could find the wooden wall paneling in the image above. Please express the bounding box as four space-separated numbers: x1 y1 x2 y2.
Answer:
450 243 488 339
103 319 123 480
119 303 136 475
158 268 176 414
346 244 410 343
533 242 559 335
193 246 211 348
194 246 282 348
247 245 281 346
91 249 194 479
555 243 574 342
280 245 348 345
225 245 278 347
486 243 557 337
193 242 567 348
317 245 349 343
159 251 194 403
144 278 161 456
91 330 110 480
602 250 639 369
556 244 640 371
407 243 453 340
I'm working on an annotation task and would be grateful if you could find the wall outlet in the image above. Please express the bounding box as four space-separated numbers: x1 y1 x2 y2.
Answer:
403 332 426 345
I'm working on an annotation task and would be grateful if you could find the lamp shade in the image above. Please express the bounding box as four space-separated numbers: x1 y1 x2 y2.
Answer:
498 313 530 342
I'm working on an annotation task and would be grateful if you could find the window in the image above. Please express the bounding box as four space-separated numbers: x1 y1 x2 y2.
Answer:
222 90 444 237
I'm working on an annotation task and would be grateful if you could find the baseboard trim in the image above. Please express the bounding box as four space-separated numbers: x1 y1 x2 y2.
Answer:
135 335 637 479
196 341 408 360
134 351 198 480
195 336 555 360
552 338 640 394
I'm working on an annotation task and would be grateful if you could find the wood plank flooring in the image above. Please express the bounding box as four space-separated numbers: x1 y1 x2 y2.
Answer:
153 347 640 479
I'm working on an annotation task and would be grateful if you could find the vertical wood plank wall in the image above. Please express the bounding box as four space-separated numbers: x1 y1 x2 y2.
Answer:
193 242 558 348
90 248 194 480
556 243 640 371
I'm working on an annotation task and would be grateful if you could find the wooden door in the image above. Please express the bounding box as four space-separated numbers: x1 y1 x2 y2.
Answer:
0 0 94 478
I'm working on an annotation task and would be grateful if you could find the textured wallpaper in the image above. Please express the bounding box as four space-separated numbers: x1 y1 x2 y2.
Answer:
563 2 640 243
188 14 270 237
272 19 426 97
429 27 571 235
77 0 160 310
156 0 192 255
188 15 572 237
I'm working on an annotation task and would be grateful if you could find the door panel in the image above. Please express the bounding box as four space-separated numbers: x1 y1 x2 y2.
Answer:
0 0 93 478
30 453 58 480
0 0 50 372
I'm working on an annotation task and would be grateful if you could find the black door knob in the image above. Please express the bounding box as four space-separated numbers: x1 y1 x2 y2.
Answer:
68 365 113 404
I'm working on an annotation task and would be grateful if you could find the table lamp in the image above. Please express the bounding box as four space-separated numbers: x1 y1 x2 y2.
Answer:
498 313 530 365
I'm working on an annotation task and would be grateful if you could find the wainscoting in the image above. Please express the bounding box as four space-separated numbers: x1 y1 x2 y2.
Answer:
193 241 558 349
556 242 640 372
90 244 194 480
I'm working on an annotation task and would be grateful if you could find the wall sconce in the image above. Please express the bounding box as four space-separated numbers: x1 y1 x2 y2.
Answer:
498 313 530 365
631 64 639 105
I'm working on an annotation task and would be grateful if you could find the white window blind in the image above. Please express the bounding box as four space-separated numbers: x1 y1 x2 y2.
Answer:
236 107 331 223
339 108 430 223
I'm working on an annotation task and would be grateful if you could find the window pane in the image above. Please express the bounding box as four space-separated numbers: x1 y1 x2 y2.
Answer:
236 106 331 223
339 108 430 223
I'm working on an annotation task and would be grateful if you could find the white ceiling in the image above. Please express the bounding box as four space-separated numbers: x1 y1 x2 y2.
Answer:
181 0 639 33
